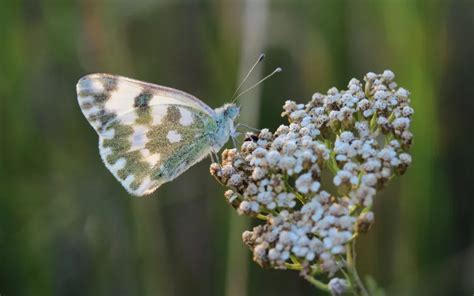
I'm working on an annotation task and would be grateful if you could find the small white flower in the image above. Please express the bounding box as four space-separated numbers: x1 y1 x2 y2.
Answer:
257 191 273 204
374 100 388 111
323 237 334 249
331 245 344 254
382 69 395 80
239 201 251 213
389 139 401 149
250 201 260 212
311 208 324 222
252 147 267 159
253 244 267 259
392 117 410 131
290 110 307 120
221 164 235 178
295 173 320 194
335 154 348 162
362 158 381 171
311 92 325 104
329 110 340 121
328 278 349 295
228 174 242 186
357 99 371 111
339 131 354 143
399 153 412 165
396 87 409 99
279 231 295 244
266 150 281 166
333 170 358 186
245 182 258 196
224 190 238 203
378 148 396 162
268 248 280 261
365 72 377 80
337 107 353 121
251 167 267 180
282 140 298 154
275 124 289 135
300 116 312 127
362 108 374 118
374 90 388 100
402 106 414 117
338 215 355 229
278 156 296 172
361 173 377 187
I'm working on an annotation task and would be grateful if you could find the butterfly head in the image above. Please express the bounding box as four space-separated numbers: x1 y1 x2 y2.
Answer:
222 103 240 121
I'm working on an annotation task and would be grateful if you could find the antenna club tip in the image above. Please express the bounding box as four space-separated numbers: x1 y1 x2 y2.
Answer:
275 67 283 73
258 53 265 62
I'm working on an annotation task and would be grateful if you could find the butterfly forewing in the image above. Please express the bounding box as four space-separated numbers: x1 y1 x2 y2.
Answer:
77 74 215 135
77 74 218 196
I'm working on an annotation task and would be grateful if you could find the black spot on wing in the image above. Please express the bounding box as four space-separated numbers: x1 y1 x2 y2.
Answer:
102 75 118 91
165 106 181 123
134 89 153 109
91 91 115 131
134 89 154 125
80 102 94 110
77 74 119 133
94 93 110 103
89 110 117 131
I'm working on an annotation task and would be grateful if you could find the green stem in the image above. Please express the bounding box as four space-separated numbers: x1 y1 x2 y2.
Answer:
369 112 378 132
284 262 302 270
345 241 370 296
290 256 329 293
284 174 306 205
304 275 331 293
324 139 340 175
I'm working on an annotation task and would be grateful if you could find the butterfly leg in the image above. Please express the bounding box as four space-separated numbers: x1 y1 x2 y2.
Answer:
209 151 217 164
231 136 238 149
235 123 261 133
209 148 222 165
229 127 242 149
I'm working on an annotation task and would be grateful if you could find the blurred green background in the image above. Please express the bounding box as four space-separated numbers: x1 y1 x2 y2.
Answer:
1 0 473 295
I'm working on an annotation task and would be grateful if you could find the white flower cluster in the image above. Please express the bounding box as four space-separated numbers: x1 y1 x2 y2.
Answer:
210 71 413 278
210 124 330 215
242 192 356 275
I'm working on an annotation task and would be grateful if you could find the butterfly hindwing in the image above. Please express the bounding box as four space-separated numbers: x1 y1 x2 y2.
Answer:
77 74 219 196
98 104 217 196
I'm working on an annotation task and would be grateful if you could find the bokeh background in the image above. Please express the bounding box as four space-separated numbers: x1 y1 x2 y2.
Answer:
1 0 473 295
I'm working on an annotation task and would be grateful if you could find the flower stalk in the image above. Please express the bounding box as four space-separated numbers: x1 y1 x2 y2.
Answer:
345 241 369 296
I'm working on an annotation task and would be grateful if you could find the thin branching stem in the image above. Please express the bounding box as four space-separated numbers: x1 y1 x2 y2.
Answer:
304 275 331 293
345 240 369 296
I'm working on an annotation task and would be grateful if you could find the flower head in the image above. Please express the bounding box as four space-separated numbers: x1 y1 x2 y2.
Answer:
211 70 413 289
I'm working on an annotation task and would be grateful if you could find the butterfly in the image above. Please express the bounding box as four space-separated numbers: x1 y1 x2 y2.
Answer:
77 74 240 196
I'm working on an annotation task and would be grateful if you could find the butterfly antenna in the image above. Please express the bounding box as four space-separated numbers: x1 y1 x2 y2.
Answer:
231 53 265 100
232 67 282 102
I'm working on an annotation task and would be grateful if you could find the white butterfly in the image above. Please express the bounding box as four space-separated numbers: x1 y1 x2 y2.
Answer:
77 74 240 196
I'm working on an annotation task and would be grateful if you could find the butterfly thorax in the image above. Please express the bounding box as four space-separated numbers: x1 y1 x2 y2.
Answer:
211 103 240 152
